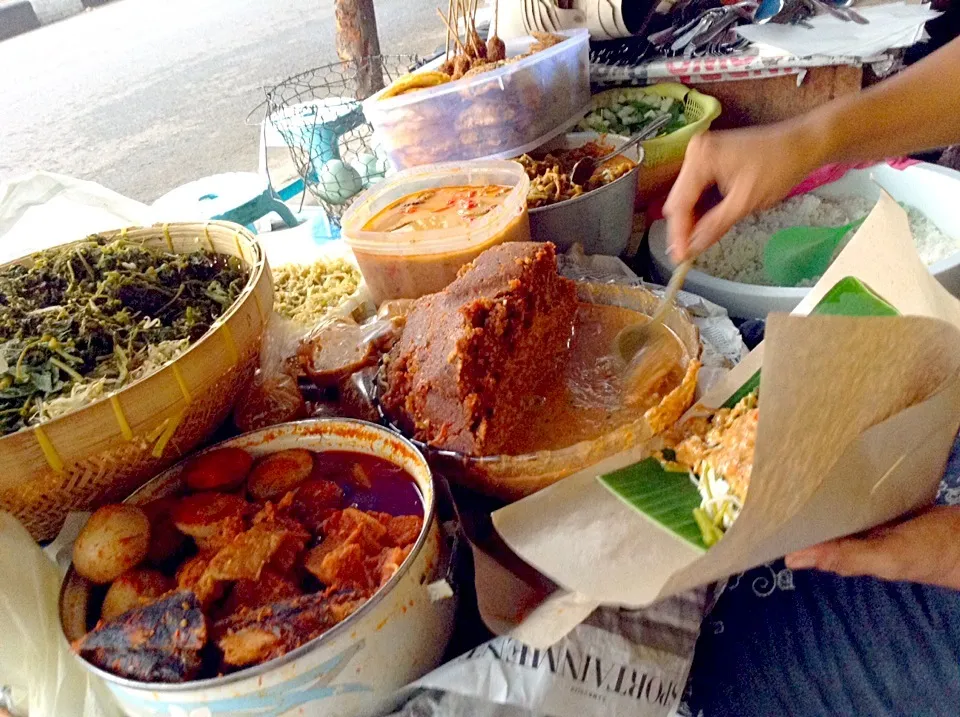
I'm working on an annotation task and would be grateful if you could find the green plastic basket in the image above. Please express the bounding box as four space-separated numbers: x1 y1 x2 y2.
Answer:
587 83 722 170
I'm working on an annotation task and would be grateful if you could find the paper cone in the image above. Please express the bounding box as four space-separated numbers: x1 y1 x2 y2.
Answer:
490 193 960 628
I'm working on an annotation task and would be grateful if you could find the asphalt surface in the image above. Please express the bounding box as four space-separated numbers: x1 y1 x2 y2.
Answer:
0 0 444 202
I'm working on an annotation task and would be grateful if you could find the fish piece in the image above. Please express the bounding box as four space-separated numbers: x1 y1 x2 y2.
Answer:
214 590 365 669
74 591 207 683
79 647 203 684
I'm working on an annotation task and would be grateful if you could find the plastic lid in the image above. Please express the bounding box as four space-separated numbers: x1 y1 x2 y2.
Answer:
341 160 530 257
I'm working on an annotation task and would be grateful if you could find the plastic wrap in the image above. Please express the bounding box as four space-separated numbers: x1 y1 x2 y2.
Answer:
233 314 307 432
0 512 122 717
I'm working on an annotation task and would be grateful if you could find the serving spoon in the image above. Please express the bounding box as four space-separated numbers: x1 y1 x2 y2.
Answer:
615 259 694 406
569 114 672 186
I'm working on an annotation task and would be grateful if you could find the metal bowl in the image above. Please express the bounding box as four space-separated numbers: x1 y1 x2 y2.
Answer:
527 132 642 257
59 419 456 717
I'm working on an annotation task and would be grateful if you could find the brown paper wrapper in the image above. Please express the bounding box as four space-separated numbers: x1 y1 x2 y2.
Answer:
488 193 960 629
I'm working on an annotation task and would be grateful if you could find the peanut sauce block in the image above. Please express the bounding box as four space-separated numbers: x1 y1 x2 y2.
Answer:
381 242 577 456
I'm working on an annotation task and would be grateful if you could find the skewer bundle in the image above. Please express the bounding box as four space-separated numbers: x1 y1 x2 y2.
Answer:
438 0 506 80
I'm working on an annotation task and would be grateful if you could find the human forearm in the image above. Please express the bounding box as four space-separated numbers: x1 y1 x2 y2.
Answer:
794 36 960 168
664 35 960 261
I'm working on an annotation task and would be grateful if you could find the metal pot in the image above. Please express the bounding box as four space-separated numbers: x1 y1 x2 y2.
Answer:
59 419 456 717
527 132 642 257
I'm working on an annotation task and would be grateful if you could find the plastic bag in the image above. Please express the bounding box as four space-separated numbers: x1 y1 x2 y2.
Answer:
233 314 308 432
0 172 156 262
0 512 123 717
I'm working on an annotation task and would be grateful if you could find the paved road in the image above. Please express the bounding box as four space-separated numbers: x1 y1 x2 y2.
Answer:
0 0 444 202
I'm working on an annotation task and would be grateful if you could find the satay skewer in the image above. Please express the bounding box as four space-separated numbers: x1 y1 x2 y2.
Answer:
437 7 467 53
445 0 454 61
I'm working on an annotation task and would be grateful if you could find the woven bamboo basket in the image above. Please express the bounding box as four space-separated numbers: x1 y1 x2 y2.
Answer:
0 222 273 541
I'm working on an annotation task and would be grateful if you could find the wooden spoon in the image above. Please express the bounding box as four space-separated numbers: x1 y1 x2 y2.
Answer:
615 260 694 405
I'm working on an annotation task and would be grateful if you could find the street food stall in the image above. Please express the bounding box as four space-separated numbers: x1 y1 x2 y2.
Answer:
1 1 959 716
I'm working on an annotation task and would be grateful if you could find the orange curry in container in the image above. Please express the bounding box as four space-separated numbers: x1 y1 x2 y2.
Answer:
342 161 531 303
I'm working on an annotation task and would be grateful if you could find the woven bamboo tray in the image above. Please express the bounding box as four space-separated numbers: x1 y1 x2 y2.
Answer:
0 222 273 541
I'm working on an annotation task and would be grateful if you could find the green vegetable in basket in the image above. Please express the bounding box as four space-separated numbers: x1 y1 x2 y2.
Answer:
0 237 247 435
580 94 687 138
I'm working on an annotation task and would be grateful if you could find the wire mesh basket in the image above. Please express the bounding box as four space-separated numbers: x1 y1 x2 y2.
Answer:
264 55 423 228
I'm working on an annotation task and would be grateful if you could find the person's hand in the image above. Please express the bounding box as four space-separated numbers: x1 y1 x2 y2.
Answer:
663 122 821 263
785 506 960 591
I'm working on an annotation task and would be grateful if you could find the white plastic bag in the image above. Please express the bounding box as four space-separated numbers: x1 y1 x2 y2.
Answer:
0 171 156 262
0 512 122 717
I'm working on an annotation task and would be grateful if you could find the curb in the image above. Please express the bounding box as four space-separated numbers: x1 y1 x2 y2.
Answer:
0 1 41 41
0 0 106 41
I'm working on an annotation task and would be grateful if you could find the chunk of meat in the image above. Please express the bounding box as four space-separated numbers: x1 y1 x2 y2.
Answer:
176 555 223 607
291 479 344 533
193 515 246 554
304 542 376 593
219 570 302 618
322 508 387 548
375 545 413 587
250 504 311 574
213 590 365 669
385 515 423 547
202 522 290 582
348 463 372 490
79 647 203 684
303 508 400 593
74 591 207 683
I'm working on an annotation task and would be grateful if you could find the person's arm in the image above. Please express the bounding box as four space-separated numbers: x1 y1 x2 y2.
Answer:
665 35 960 261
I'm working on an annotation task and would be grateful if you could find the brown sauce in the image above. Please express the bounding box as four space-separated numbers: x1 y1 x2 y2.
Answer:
501 303 687 455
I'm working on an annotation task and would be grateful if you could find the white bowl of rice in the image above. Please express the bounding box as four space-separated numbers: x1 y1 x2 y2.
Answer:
648 162 960 319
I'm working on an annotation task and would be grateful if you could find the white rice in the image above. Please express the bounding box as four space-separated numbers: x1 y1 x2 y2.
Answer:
694 194 960 287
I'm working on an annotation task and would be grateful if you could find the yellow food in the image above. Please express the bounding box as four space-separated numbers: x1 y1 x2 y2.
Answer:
73 505 151 584
101 569 173 621
273 259 362 326
380 71 452 100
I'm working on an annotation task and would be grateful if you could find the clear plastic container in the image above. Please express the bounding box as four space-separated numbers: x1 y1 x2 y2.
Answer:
364 29 590 170
341 160 531 303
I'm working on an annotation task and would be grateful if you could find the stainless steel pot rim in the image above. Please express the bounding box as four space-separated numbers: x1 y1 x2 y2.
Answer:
60 417 438 692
